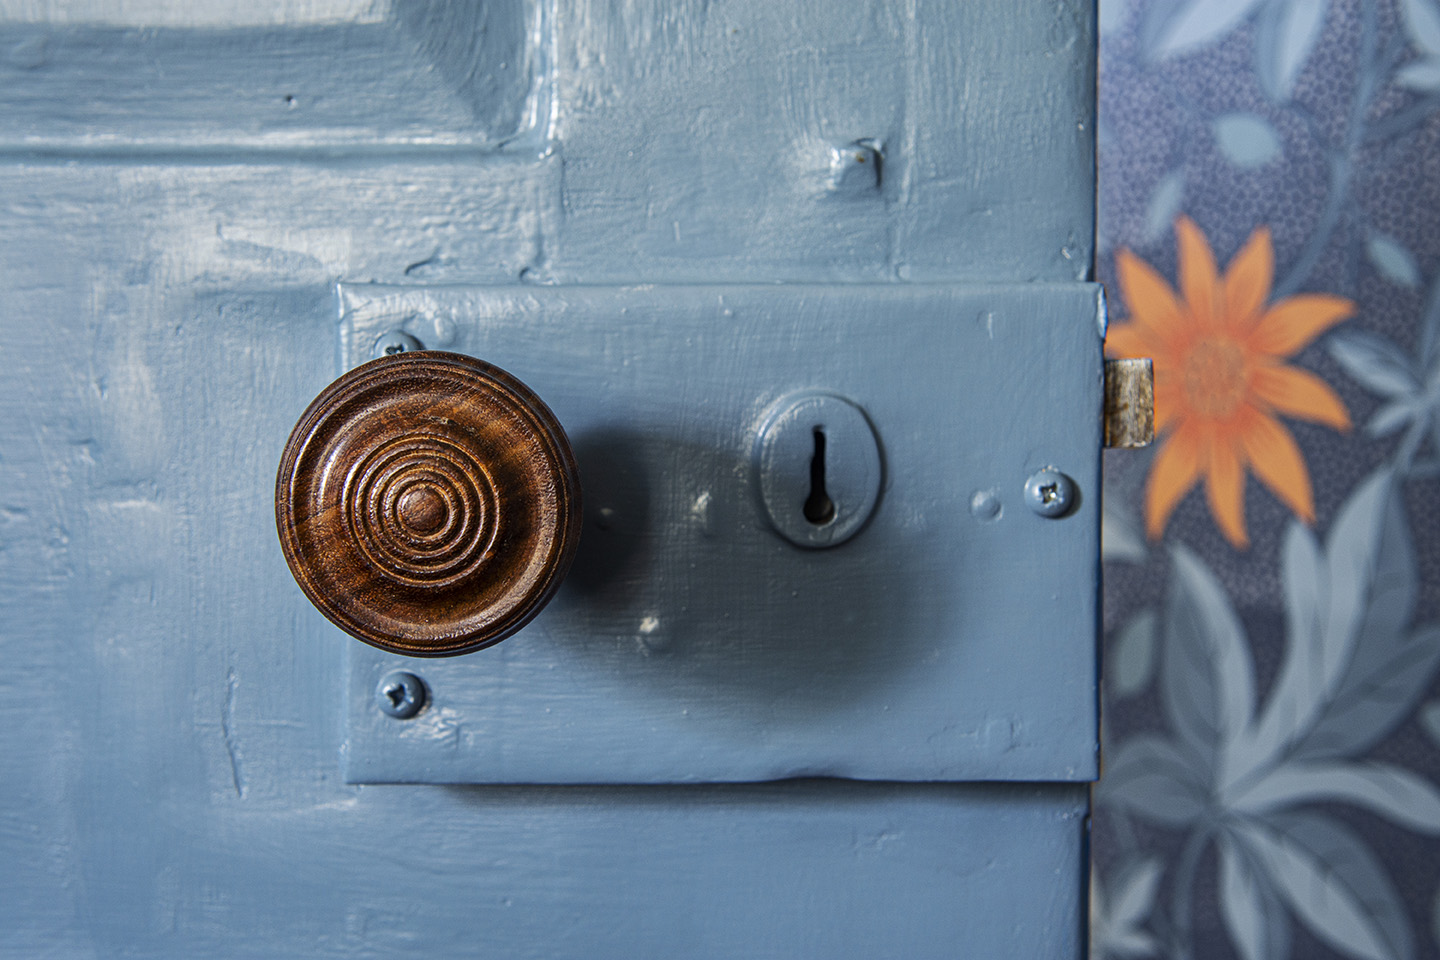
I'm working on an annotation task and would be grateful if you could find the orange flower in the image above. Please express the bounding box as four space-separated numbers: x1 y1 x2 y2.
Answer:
1106 217 1353 549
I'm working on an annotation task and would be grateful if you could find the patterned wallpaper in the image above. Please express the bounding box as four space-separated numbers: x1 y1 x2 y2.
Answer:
1094 1 1440 959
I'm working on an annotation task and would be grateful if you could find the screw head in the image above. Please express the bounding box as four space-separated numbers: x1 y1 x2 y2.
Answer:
372 330 424 360
376 671 426 719
1024 469 1076 518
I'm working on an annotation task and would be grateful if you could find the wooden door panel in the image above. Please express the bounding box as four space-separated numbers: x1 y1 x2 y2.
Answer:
0 0 1097 952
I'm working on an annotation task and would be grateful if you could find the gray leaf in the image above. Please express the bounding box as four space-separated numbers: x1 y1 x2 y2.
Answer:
1099 735 1209 826
1297 474 1429 760
1145 0 1266 58
1255 0 1329 101
1433 880 1440 955
1112 858 1164 930
1219 835 1267 960
1367 401 1417 438
1213 113 1284 167
1231 471 1413 783
1237 812 1413 960
1401 0 1440 56
1164 547 1255 767
1219 833 1291 960
1420 271 1440 371
1093 859 1163 958
1367 233 1422 288
1239 523 1325 774
1397 57 1440 90
1297 626 1440 761
1104 497 1149 563
1422 700 1440 747
1231 760 1440 833
1111 610 1158 699
1329 331 1419 399
1343 481 1415 654
1144 171 1186 245
1100 0 1130 36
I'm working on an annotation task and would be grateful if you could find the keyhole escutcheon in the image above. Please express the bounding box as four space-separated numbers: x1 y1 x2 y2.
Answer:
753 391 882 549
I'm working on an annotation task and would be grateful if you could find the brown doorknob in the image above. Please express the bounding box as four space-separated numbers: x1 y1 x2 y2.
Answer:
275 351 582 657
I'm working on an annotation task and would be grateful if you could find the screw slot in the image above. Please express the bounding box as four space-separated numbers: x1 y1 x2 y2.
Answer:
1024 469 1076 518
371 330 424 361
376 671 426 719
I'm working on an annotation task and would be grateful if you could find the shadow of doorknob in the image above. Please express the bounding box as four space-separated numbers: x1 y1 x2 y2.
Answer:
275 351 582 657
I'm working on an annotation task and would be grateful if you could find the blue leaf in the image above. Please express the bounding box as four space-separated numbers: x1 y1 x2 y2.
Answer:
1420 271 1440 370
1099 0 1130 36
1255 0 1329 101
1328 331 1420 398
1366 400 1417 438
1340 480 1416 658
1218 836 1267 960
1143 171 1185 245
1397 57 1440 90
1236 812 1412 960
1110 609 1158 699
1401 0 1440 56
1099 735 1209 826
1218 833 1291 960
1231 760 1440 833
1366 233 1422 288
1111 859 1163 927
1213 113 1284 167
1422 700 1440 747
1238 523 1325 772
1229 470 1421 783
1164 547 1254 769
1103 496 1148 563
1296 474 1433 760
1093 860 1163 958
1295 621 1440 761
1313 469 1406 693
1434 887 1440 960
1146 0 1266 58
1303 626 1440 759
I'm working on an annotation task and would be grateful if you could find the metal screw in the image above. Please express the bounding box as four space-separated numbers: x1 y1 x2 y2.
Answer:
376 671 426 719
1024 468 1076 518
372 330 424 360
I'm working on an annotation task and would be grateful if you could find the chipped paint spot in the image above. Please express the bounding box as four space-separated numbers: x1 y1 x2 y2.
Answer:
222 668 245 799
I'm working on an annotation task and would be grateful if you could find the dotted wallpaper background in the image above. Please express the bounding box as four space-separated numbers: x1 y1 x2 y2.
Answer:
1095 1 1440 958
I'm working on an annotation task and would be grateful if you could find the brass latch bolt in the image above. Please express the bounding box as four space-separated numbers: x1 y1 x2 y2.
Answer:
1104 358 1154 449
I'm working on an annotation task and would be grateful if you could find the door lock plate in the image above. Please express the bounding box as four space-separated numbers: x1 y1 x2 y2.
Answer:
336 283 1103 785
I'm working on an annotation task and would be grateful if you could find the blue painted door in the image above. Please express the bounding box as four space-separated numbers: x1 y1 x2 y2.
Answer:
0 2 1098 956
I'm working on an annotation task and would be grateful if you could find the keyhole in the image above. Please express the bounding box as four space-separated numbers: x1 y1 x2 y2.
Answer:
803 427 836 525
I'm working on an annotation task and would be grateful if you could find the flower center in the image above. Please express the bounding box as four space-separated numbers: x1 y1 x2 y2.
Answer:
1181 336 1248 419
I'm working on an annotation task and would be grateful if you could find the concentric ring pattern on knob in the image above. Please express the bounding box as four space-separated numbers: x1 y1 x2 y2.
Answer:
275 351 582 657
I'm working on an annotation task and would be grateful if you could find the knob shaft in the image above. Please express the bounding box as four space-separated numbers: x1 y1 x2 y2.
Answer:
276 351 581 657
